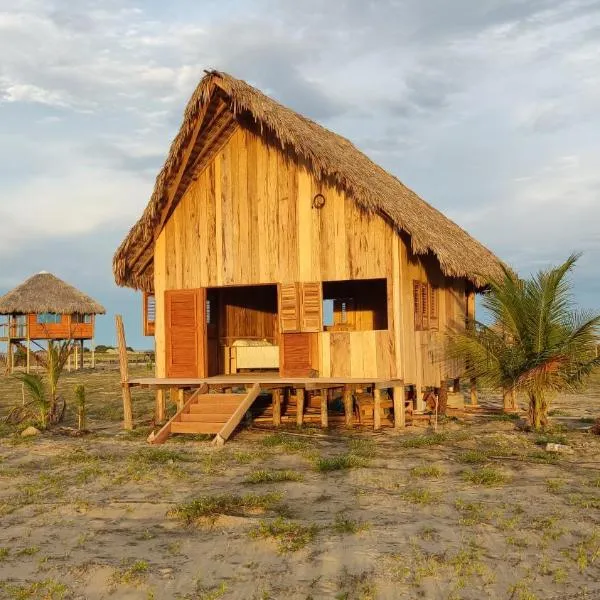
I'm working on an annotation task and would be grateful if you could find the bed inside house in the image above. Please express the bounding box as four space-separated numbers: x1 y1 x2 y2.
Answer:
207 284 280 375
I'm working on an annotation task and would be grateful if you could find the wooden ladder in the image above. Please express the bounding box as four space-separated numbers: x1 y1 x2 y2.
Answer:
148 383 261 445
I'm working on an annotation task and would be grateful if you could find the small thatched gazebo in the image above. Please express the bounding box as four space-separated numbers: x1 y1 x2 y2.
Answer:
0 272 105 373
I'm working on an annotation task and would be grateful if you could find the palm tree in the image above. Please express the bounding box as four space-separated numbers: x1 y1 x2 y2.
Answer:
16 372 50 429
448 254 600 430
38 339 74 423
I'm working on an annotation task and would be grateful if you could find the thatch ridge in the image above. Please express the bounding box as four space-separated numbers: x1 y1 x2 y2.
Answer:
113 70 504 289
0 273 106 315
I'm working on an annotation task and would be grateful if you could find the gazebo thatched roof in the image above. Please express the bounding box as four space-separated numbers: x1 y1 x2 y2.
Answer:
0 272 106 315
114 70 504 290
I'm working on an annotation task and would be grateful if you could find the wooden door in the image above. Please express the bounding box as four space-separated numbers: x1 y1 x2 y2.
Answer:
165 289 207 378
278 283 321 377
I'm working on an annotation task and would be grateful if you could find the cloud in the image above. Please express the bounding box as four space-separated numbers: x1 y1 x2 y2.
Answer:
1 0 600 347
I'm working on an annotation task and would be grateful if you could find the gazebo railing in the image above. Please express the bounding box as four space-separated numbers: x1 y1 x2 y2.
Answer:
0 318 28 339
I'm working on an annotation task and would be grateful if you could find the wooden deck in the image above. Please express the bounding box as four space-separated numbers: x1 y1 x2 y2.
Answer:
128 375 405 390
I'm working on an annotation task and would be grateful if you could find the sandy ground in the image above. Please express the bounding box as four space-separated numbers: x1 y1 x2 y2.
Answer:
0 368 599 600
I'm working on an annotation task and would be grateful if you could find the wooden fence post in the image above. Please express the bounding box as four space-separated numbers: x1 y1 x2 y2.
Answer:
115 315 133 430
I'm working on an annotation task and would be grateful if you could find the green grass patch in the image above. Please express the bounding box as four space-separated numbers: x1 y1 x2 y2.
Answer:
112 559 150 586
332 514 370 534
314 453 368 472
0 579 69 599
400 487 441 505
260 433 311 453
130 447 196 464
462 467 507 486
244 470 303 484
348 438 377 458
487 412 521 421
249 517 319 553
169 492 283 524
456 450 490 464
454 499 490 526
409 464 444 479
527 451 559 464
535 433 568 446
16 546 40 557
545 479 566 494
397 432 449 448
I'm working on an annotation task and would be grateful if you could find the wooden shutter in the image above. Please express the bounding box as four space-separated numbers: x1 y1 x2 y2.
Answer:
421 284 429 330
143 292 156 336
279 283 300 333
300 282 322 332
280 332 315 377
429 285 438 330
413 281 423 331
165 289 207 378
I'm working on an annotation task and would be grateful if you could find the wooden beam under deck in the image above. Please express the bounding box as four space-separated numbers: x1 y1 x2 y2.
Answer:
128 375 404 391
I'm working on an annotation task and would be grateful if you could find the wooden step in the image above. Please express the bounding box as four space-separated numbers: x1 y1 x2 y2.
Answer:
188 404 241 414
180 413 230 423
171 422 223 434
196 393 247 402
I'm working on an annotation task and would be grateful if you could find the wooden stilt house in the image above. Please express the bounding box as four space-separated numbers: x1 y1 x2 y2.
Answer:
113 70 504 442
0 272 105 373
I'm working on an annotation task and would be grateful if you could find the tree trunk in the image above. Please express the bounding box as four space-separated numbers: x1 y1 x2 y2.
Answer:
438 380 448 416
528 392 548 430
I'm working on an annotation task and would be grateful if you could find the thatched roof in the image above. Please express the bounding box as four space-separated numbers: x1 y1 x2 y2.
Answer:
0 272 106 315
114 70 504 290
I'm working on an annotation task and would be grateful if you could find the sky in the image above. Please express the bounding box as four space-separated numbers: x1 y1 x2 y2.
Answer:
1 0 599 349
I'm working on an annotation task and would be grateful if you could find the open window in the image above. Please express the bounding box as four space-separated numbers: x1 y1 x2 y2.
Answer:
143 292 156 336
413 281 439 331
37 313 62 325
322 278 388 332
72 313 92 324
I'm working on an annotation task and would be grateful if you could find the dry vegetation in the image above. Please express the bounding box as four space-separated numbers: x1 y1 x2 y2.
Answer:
0 368 599 599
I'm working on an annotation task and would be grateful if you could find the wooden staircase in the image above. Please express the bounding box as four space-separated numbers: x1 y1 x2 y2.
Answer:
148 383 261 445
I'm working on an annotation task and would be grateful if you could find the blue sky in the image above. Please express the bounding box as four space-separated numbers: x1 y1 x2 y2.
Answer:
1 0 599 349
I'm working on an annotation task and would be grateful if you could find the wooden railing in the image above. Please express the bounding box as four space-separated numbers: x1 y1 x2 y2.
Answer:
0 321 28 339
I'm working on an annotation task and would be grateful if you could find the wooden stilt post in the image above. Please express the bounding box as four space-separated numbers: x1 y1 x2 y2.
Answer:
373 388 382 431
177 389 185 411
343 387 353 427
296 388 305 427
91 339 95 369
393 386 405 429
79 339 84 370
470 377 478 407
320 390 328 429
272 389 282 426
26 338 30 374
115 315 133 430
169 387 178 407
7 340 13 375
74 343 78 371
155 389 166 423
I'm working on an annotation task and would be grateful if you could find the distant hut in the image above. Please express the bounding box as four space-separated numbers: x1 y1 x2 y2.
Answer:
0 272 105 373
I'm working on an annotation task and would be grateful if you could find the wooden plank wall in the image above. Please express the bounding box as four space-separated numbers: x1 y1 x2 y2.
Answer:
153 123 469 385
27 314 94 340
